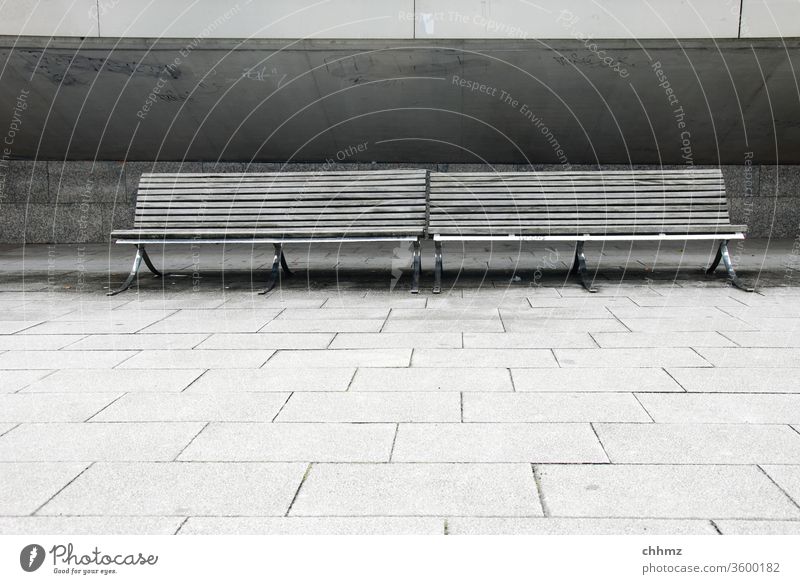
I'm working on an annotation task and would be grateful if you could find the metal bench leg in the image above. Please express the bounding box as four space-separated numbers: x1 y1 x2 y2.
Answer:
571 242 597 293
139 245 163 277
411 241 421 294
107 246 145 296
259 243 286 295
707 240 754 292
433 241 443 294
280 249 293 277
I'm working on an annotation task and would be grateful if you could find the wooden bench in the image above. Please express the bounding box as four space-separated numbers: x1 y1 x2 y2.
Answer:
108 170 428 295
428 169 753 293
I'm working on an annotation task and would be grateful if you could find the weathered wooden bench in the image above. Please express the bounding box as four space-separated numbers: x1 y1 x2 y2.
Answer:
428 169 752 293
108 170 428 295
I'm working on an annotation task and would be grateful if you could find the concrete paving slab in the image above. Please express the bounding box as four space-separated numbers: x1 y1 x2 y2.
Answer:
0 393 118 422
0 516 185 535
392 423 608 463
463 393 651 423
536 464 800 518
637 394 800 423
554 348 710 368
179 422 396 462
446 517 717 535
21 369 204 393
92 393 290 422
194 333 333 350
330 332 462 349
0 350 136 369
40 462 307 516
276 392 460 422
119 349 273 369
180 516 444 534
412 348 557 368
186 368 354 392
351 367 513 391
290 463 543 517
266 349 411 368
666 368 800 392
0 462 89 515
595 423 800 464
512 368 684 392
0 422 205 461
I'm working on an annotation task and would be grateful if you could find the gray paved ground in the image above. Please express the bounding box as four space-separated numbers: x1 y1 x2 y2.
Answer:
1 239 800 535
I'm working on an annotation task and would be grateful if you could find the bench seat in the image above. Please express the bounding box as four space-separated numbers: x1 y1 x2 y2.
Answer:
429 169 751 292
108 170 428 295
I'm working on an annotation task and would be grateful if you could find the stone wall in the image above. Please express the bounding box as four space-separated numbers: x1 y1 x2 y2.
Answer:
0 160 797 243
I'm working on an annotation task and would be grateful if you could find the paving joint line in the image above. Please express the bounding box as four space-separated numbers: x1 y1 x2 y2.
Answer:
270 393 294 422
31 462 95 516
589 422 612 463
531 465 551 518
84 392 128 422
172 422 211 461
284 463 313 517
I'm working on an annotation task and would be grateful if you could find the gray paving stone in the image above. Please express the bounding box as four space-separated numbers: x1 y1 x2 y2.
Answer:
503 319 628 332
628 296 746 307
266 349 410 368
618 316 756 332
446 517 717 535
180 516 445 535
0 370 52 392
179 422 395 462
382 319 505 333
554 348 710 368
194 333 333 350
140 317 273 334
0 424 15 436
0 516 184 535
261 319 385 333
41 462 307 516
392 423 607 463
0 462 89 515
330 333 462 349
427 296 531 309
276 392 460 422
65 334 209 350
0 350 136 369
536 464 800 518
595 423 800 464
666 368 800 392
25 317 169 335
512 368 683 392
723 306 800 319
0 335 83 350
727 317 800 331
463 287 560 298
609 306 731 319
290 463 543 517
0 422 205 461
92 393 290 422
592 332 735 348
186 368 354 392
222 297 325 309
277 308 389 320
463 393 651 422
637 394 800 423
119 350 273 369
695 348 800 367
322 297 426 309
388 308 500 320
761 466 800 505
351 368 513 392
412 348 557 368
721 332 800 347
501 307 615 320
0 322 42 334
115 297 227 310
22 369 204 393
462 332 595 348
714 520 800 535
0 394 118 422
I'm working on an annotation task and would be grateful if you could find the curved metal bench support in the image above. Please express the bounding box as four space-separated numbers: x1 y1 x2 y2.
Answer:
259 243 293 295
571 242 597 293
410 241 422 294
706 240 754 292
107 245 161 296
433 241 443 294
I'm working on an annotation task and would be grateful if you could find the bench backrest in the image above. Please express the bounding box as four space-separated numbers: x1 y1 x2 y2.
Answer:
132 170 428 238
428 169 746 236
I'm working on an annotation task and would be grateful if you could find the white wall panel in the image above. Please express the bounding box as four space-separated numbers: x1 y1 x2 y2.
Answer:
741 0 800 37
414 0 740 39
0 0 98 37
99 0 414 39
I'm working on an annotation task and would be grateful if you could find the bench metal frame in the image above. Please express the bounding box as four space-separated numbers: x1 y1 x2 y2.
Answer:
432 232 752 294
107 236 422 296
